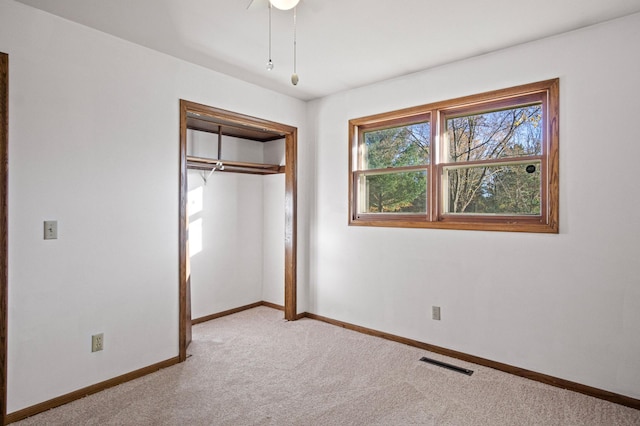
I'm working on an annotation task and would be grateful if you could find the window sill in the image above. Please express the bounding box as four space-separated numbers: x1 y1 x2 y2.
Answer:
349 217 558 233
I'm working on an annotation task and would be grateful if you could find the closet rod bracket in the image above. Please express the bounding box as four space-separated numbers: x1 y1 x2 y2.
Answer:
201 161 224 184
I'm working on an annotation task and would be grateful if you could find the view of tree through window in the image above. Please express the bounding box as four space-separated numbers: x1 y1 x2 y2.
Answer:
349 79 559 233
358 122 429 213
444 105 543 215
444 162 541 215
359 171 427 213
364 122 430 168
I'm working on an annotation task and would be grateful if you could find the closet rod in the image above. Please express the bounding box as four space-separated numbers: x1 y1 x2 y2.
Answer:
189 164 280 174
187 155 285 175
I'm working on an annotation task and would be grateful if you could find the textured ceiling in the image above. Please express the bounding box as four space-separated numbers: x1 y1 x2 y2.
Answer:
14 0 640 100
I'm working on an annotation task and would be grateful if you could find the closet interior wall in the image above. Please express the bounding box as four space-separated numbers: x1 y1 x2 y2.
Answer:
186 129 285 319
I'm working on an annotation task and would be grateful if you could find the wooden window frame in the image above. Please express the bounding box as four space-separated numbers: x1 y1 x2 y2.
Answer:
1 51 8 426
348 78 559 233
353 112 432 221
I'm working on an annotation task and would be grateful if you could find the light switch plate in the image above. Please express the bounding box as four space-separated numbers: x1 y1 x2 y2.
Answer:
44 220 58 240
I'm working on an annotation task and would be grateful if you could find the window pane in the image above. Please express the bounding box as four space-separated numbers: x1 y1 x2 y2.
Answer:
358 170 427 214
444 162 541 215
363 122 430 169
446 104 542 163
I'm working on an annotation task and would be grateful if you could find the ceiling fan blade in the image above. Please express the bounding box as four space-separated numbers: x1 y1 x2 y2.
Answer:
247 0 270 10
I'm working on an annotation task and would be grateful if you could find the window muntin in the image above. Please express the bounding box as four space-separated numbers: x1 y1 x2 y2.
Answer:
348 79 559 233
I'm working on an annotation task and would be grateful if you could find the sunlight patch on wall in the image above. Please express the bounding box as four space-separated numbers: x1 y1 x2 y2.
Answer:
188 186 204 256
189 218 203 256
188 186 203 216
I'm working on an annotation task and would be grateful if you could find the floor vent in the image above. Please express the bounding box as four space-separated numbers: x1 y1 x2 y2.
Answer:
420 356 474 376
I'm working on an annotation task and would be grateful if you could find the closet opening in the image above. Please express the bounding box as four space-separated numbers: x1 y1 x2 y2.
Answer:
178 100 297 361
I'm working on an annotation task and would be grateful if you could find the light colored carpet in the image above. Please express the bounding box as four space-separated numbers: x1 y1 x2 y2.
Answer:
14 306 640 425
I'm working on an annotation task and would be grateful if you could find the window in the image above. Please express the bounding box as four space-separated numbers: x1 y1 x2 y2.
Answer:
349 79 559 233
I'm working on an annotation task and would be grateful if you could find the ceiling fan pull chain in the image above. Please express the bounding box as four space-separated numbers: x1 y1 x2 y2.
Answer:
267 3 274 70
291 6 299 85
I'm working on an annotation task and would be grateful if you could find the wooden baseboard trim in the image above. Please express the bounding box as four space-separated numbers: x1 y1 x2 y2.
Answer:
6 356 179 424
191 302 286 325
303 312 640 411
192 302 264 325
260 301 284 311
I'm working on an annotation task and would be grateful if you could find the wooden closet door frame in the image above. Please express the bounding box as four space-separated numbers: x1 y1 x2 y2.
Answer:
1 51 9 426
178 100 298 361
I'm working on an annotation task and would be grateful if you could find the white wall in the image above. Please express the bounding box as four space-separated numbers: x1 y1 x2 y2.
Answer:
263 139 286 166
187 130 269 163
263 174 285 305
187 132 285 318
308 13 640 399
262 140 286 306
187 170 264 318
1 0 307 413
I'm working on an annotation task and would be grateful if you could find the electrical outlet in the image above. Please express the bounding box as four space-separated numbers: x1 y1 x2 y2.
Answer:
432 306 441 321
91 333 104 352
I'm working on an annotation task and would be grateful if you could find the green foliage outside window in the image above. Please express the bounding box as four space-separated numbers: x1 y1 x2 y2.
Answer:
360 123 429 213
446 105 542 215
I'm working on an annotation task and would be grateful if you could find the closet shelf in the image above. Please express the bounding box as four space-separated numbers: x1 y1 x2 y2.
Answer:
187 155 285 175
